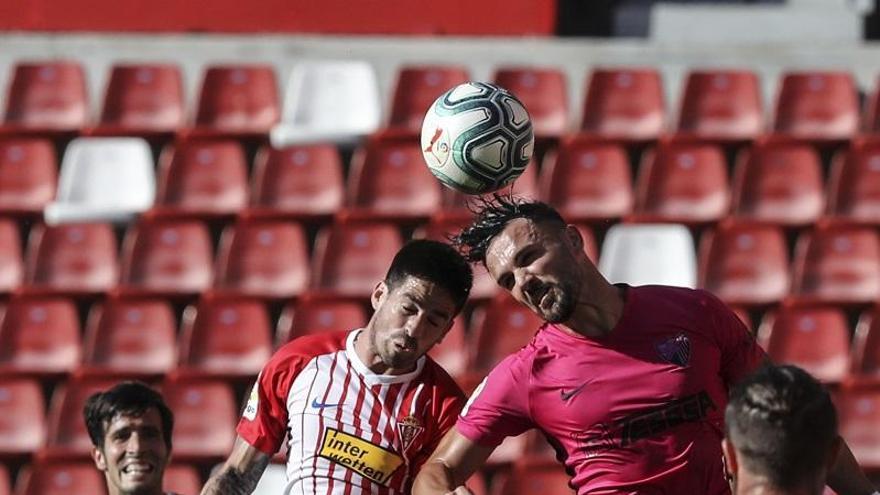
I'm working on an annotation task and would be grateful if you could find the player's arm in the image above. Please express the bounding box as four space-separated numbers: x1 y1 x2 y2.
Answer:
827 440 878 495
412 428 494 495
200 436 271 495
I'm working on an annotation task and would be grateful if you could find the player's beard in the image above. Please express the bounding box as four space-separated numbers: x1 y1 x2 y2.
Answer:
370 329 418 370
541 280 577 323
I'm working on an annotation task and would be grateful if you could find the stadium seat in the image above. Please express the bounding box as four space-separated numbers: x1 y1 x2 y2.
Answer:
598 223 696 288
82 295 177 376
427 315 467 378
3 61 88 132
97 64 184 134
347 135 441 221
44 372 124 457
275 293 368 345
757 301 851 383
634 140 730 224
162 373 237 462
155 139 248 216
791 222 880 304
731 138 824 226
540 136 633 223
698 220 789 306
836 384 880 470
0 137 57 217
415 215 497 300
442 159 540 220
178 293 273 379
490 457 573 495
827 137 880 223
214 220 310 299
388 65 470 133
469 294 544 377
581 68 665 141
866 76 880 133
492 67 569 139
24 223 119 293
14 460 108 495
271 60 381 147
0 295 81 377
0 465 9 495
310 220 403 298
676 69 763 142
773 71 859 141
164 464 202 495
44 137 155 225
853 308 880 383
249 144 344 220
0 377 46 459
193 65 280 135
0 219 23 294
119 219 213 296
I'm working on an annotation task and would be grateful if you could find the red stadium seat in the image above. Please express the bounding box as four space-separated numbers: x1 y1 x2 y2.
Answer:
178 293 273 379
698 220 789 306
836 384 880 470
827 138 880 223
249 144 344 220
854 308 880 383
731 138 824 226
676 69 763 142
540 136 633 223
491 457 573 495
0 295 80 377
0 219 23 294
347 136 441 222
492 67 569 139
163 464 202 495
193 65 280 134
0 465 9 495
24 223 119 294
0 138 57 217
581 68 665 141
415 215 498 300
44 373 123 457
98 64 184 134
82 295 177 376
214 220 309 299
3 61 88 132
427 315 467 378
468 294 544 377
773 71 859 142
757 301 851 383
634 140 729 224
156 139 248 216
162 373 237 462
15 460 107 495
388 65 470 132
791 222 880 304
442 160 539 219
276 293 368 345
0 377 46 459
310 221 403 298
120 219 214 296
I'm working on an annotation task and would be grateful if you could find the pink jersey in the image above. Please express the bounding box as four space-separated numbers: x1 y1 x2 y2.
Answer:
238 330 465 494
457 285 766 494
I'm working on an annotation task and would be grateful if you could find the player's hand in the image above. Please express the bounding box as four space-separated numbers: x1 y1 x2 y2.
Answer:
444 487 474 495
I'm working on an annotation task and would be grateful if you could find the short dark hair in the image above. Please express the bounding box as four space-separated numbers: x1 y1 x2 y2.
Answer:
452 195 566 264
725 365 838 489
385 239 473 312
84 381 174 451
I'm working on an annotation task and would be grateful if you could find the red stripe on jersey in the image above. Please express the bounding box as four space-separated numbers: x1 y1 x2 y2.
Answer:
330 358 354 494
344 366 369 494
311 352 339 495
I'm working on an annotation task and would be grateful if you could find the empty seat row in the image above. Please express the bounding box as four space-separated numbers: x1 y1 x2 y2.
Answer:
0 460 200 495
4 61 880 144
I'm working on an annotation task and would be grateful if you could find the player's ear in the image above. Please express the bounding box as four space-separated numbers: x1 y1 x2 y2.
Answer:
91 446 108 471
564 224 583 251
371 281 389 310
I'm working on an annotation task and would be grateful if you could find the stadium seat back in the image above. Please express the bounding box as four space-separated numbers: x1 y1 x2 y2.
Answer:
773 71 859 141
0 220 23 293
4 61 88 131
99 64 184 131
854 308 880 381
470 295 544 374
0 378 46 458
835 385 880 469
492 67 568 138
427 315 467 378
581 68 665 140
677 69 763 140
250 144 344 217
25 223 119 292
15 461 108 495
0 138 57 215
45 374 122 456
0 295 81 375
156 139 248 214
163 374 237 461
388 65 470 132
599 223 696 288
120 219 213 294
827 138 880 223
276 294 368 345
195 65 280 133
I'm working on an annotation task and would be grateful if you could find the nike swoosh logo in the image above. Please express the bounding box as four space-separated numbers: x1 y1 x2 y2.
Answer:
560 382 588 401
312 398 339 409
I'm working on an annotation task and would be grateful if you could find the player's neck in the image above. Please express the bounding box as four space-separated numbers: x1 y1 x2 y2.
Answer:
562 283 626 339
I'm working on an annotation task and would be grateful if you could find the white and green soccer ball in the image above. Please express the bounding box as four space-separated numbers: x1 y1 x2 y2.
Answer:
421 82 534 195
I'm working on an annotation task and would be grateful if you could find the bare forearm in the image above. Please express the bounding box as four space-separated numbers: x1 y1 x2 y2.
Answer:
200 457 269 495
827 442 877 495
413 460 459 495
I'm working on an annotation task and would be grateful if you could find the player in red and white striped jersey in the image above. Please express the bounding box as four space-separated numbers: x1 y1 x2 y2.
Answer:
201 240 473 495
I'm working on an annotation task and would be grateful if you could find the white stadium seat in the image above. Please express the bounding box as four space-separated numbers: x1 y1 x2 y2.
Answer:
598 223 696 288
44 137 155 225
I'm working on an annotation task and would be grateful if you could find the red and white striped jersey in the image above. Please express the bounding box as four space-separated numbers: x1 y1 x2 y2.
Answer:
237 330 465 494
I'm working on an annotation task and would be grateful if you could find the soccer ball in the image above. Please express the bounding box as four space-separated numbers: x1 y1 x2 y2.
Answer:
421 82 534 195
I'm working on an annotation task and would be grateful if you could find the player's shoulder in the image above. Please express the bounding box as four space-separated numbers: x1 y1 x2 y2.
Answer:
630 284 719 310
420 356 466 399
268 330 349 368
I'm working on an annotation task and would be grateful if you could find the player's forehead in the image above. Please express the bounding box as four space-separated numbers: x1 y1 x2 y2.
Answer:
391 275 456 313
105 407 163 436
485 218 544 272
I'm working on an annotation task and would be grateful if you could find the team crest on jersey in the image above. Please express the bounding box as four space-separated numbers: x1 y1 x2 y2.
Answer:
397 415 424 451
656 333 691 367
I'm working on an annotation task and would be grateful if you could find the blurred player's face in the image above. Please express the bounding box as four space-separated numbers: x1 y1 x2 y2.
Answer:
90 408 169 495
368 275 457 373
485 218 583 323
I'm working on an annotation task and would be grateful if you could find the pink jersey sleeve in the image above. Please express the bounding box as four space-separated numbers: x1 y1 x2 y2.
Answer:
700 290 768 387
455 354 535 448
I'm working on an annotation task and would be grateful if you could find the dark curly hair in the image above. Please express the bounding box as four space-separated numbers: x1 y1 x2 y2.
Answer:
385 239 473 312
84 381 174 450
452 195 566 264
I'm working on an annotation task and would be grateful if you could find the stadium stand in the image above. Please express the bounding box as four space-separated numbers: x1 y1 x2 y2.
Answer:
827 137 880 224
95 63 184 137
0 137 57 218
192 65 280 137
0 295 81 378
773 71 860 143
274 293 368 345
676 69 763 142
14 459 107 495
24 222 118 294
598 223 697 288
836 384 880 472
0 219 23 294
0 377 46 461
2 61 88 134
581 68 665 141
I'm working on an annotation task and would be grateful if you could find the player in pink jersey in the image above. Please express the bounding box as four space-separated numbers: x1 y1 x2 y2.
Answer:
201 240 473 495
413 197 876 495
